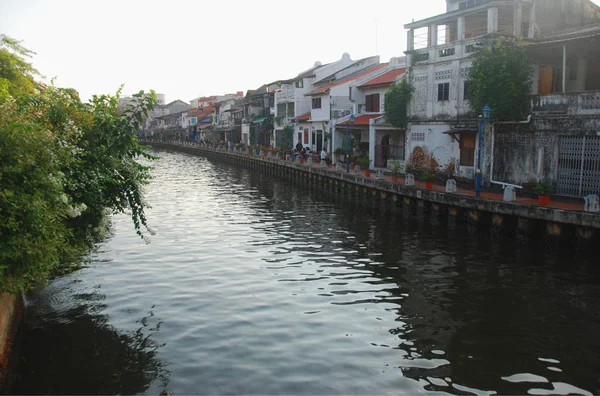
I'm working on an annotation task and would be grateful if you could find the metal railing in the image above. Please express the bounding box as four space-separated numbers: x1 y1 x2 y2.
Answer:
531 91 600 115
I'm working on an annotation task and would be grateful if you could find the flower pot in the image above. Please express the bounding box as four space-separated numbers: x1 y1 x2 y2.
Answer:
538 196 550 206
300 159 305 164
425 181 433 189
364 171 371 177
391 175 399 183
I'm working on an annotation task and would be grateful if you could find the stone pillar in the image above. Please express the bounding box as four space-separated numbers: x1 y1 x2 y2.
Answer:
457 16 465 41
562 44 567 93
513 1 523 37
584 195 599 212
407 29 415 67
487 7 498 34
429 24 438 47
446 179 457 193
503 186 516 202
528 0 537 39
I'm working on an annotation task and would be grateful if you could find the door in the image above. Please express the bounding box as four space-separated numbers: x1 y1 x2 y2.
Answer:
316 130 323 152
538 66 553 94
557 136 600 197
381 135 390 168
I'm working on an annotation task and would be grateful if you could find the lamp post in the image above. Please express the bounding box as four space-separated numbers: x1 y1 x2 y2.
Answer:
476 105 492 198
346 114 355 173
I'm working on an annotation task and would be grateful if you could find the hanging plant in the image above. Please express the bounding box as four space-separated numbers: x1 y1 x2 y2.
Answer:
384 79 414 129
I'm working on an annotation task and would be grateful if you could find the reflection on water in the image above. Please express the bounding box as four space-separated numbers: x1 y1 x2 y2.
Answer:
11 274 169 394
11 150 600 395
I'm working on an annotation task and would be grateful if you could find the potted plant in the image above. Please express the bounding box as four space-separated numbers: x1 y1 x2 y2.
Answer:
534 180 554 206
356 155 372 177
420 169 435 189
390 161 403 183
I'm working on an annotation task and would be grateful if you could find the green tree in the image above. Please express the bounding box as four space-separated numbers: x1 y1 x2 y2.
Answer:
0 34 40 97
384 79 414 129
467 39 534 121
1 35 156 292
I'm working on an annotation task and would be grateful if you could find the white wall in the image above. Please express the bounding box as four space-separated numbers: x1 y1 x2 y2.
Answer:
312 53 355 82
411 59 473 118
310 94 330 121
360 86 389 113
294 77 313 116
242 123 250 145
406 123 475 177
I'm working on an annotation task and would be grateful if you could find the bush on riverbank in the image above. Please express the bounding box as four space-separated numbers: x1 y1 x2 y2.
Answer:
0 35 156 292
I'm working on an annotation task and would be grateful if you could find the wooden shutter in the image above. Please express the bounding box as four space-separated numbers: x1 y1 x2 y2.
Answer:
539 66 553 94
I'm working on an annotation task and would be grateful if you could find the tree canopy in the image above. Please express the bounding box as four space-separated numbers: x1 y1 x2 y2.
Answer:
1 35 156 292
467 39 534 121
384 79 414 129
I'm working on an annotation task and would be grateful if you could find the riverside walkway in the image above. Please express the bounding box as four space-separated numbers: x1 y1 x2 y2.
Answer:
146 141 600 242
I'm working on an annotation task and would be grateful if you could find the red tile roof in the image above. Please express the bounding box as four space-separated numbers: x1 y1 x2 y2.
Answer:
359 68 406 88
337 113 382 127
306 63 389 96
292 112 311 121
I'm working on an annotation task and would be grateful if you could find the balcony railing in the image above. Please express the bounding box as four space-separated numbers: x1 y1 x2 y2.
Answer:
411 37 487 66
531 91 600 115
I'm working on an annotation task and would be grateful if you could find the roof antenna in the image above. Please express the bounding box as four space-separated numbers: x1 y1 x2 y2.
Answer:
374 19 379 56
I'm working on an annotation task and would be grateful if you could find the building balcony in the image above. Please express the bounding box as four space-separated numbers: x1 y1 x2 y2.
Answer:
531 91 600 115
411 36 487 66
275 89 295 103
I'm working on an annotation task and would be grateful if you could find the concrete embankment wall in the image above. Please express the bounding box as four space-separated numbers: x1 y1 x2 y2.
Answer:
150 142 600 246
0 292 22 391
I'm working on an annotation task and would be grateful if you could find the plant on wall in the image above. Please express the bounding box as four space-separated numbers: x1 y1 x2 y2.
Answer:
384 79 414 129
467 39 534 121
279 125 293 149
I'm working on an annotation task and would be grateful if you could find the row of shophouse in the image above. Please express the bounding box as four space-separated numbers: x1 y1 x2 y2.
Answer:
142 0 600 199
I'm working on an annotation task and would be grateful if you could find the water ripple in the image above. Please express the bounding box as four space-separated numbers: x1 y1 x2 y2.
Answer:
11 150 600 395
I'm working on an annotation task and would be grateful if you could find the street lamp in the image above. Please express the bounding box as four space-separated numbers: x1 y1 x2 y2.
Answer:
346 113 355 173
476 104 492 198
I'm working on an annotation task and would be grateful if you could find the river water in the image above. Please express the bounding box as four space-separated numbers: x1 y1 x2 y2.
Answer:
10 150 600 395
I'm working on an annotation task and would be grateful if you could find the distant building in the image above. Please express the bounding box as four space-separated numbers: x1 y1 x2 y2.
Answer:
404 0 600 193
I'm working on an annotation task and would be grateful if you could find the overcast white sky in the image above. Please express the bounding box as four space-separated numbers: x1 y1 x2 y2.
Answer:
2 0 598 103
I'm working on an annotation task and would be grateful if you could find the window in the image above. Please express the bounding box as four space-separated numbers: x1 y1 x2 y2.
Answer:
366 93 381 112
312 97 322 109
349 87 352 101
463 81 470 100
460 134 476 166
438 83 450 101
304 129 309 144
297 132 302 144
295 79 303 88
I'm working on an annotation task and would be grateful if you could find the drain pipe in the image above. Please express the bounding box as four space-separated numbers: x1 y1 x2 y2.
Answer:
489 114 533 189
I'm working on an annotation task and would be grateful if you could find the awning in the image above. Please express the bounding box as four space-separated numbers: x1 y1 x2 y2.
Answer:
443 128 477 144
336 114 382 127
253 117 267 123
292 112 311 121
443 129 477 135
